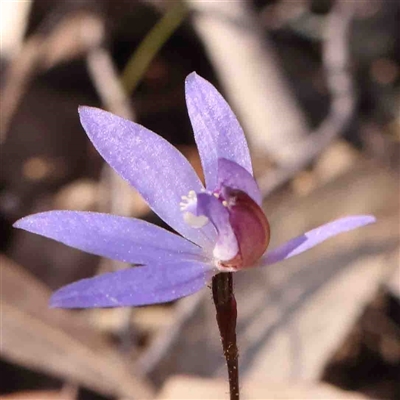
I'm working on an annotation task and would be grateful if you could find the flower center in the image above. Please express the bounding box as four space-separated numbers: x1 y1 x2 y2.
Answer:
180 187 270 270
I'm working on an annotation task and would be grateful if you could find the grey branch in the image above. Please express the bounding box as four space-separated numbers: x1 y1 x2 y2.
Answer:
257 0 356 196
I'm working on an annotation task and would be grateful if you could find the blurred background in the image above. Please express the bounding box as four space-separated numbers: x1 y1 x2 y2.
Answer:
0 0 399 399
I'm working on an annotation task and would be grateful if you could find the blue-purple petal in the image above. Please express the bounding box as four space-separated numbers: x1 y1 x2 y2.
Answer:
14 211 207 265
185 73 253 190
50 261 215 308
78 106 215 249
259 215 376 267
218 158 262 205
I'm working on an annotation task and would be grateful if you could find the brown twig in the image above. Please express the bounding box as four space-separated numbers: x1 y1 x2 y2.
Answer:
86 40 135 120
0 11 103 144
0 36 43 143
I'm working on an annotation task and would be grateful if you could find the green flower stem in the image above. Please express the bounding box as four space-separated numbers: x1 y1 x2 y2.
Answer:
121 1 188 94
212 272 240 400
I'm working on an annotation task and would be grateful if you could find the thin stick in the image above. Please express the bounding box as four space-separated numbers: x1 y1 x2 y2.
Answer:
212 272 239 400
121 1 188 94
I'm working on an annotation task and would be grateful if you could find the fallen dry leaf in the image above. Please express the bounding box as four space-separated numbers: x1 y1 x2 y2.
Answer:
1 255 154 399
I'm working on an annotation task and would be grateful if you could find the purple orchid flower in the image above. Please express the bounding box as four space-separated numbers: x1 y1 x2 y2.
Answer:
14 72 375 309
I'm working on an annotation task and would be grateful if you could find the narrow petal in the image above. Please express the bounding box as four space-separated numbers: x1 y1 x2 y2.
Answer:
78 106 214 249
14 211 207 265
218 158 262 205
259 215 376 267
185 73 253 189
50 261 215 308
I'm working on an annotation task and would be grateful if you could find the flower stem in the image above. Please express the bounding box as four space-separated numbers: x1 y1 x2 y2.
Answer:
212 272 239 400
